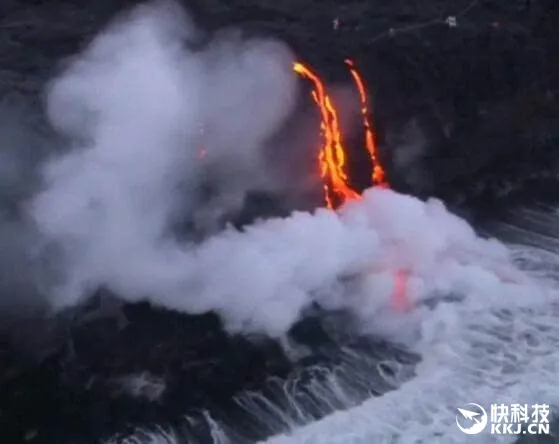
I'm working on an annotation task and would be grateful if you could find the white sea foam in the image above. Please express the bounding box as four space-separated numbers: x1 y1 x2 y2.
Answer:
13 2 558 443
261 241 559 443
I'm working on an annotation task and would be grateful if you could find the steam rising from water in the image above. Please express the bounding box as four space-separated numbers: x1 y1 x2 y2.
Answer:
0 3 553 444
28 1 301 320
17 1 549 342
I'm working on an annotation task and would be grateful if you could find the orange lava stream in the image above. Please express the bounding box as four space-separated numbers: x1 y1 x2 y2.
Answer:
295 60 410 312
345 59 388 187
293 62 360 209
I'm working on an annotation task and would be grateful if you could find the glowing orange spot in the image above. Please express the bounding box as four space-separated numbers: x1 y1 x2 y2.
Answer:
345 59 388 187
392 269 411 312
293 62 360 209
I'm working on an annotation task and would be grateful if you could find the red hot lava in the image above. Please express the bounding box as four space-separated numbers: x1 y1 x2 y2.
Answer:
293 60 388 208
295 60 411 312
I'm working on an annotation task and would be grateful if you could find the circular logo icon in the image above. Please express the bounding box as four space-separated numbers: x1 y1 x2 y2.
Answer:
456 403 488 435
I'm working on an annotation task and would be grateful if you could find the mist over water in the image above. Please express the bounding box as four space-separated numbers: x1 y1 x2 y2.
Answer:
2 2 559 444
2 0 543 344
26 1 301 321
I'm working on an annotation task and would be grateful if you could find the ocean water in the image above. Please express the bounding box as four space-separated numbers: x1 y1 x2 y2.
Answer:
263 205 559 444
1 2 556 442
100 203 559 444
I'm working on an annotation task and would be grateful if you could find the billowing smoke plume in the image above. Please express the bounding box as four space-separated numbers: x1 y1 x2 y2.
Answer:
21 1 542 341
28 1 300 308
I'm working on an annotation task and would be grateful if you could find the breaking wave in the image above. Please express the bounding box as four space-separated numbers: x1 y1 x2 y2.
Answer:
2 2 558 443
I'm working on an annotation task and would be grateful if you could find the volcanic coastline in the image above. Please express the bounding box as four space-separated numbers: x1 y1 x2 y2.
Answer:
1 1 559 443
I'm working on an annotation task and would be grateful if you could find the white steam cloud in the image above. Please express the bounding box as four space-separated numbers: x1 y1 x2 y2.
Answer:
26 1 543 341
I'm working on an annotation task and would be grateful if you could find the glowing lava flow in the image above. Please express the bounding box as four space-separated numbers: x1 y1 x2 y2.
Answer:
293 62 361 209
294 61 411 312
345 59 388 188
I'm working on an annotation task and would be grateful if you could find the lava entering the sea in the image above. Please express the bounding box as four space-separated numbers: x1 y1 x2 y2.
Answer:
294 61 411 311
293 60 388 209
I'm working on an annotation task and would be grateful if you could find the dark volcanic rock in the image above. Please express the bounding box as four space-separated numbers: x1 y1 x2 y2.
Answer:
0 299 293 443
0 298 418 444
1 0 559 443
1 0 558 208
